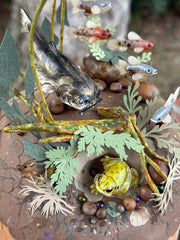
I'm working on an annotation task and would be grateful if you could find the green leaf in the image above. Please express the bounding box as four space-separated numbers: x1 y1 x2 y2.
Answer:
0 29 20 98
45 137 80 196
123 83 143 114
75 126 143 160
137 97 164 130
25 63 35 121
23 138 47 161
107 24 117 35
89 41 105 60
41 17 59 45
56 0 70 26
86 15 101 27
137 52 152 63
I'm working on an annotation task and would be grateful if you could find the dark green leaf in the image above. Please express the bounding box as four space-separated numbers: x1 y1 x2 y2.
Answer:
23 138 47 161
0 29 20 98
56 0 70 26
25 63 35 121
41 17 59 45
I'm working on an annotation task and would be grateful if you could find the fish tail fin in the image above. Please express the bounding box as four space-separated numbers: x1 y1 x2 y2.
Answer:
173 86 180 101
71 0 80 13
20 8 31 33
117 59 128 75
107 39 119 50
164 87 180 107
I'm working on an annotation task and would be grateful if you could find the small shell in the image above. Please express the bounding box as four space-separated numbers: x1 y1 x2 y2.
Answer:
130 207 151 227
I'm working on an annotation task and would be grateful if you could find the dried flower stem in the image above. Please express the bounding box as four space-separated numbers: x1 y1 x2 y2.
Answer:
145 154 167 181
13 88 50 123
51 0 56 42
131 119 168 163
153 157 180 214
39 134 74 144
60 0 66 52
29 0 54 122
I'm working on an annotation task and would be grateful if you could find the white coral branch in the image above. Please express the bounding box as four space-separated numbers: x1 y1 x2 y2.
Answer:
19 175 75 218
153 156 180 215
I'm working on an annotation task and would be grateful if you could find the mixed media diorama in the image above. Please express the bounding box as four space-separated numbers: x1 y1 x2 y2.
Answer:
0 0 180 232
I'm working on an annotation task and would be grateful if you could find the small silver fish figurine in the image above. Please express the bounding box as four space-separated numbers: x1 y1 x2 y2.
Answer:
20 9 101 114
151 87 180 124
117 56 157 80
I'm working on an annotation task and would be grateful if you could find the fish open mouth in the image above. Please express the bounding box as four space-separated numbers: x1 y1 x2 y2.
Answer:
79 97 102 115
153 69 158 75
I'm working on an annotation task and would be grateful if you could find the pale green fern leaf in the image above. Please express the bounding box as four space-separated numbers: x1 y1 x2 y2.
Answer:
45 137 80 196
137 52 152 63
75 126 144 160
123 82 143 114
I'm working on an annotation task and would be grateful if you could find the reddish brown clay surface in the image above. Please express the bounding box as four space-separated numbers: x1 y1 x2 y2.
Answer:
0 90 180 240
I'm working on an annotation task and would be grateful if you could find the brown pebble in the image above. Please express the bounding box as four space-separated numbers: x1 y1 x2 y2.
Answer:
116 203 125 213
147 159 168 184
134 81 160 102
82 202 97 216
49 99 64 114
122 196 136 211
118 77 132 88
139 184 155 201
94 79 106 91
89 217 97 225
135 202 143 210
96 207 107 219
110 82 122 93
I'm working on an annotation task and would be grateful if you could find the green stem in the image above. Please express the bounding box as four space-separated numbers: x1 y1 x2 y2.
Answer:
131 120 168 162
29 0 54 122
3 119 125 134
39 134 74 144
60 0 65 52
145 155 167 181
51 0 56 42
13 88 50 123
19 71 25 80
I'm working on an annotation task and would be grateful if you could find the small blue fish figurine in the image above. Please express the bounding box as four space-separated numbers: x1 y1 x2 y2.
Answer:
117 56 157 80
151 87 180 124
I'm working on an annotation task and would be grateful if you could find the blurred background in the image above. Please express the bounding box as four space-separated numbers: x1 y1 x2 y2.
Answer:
0 0 179 98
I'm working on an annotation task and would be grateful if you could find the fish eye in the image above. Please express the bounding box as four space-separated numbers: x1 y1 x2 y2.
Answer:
106 188 113 193
146 68 152 73
78 98 84 104
100 3 107 7
102 31 107 36
148 42 153 47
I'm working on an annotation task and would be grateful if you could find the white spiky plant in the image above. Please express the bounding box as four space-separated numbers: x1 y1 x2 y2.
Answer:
19 174 75 218
153 156 180 215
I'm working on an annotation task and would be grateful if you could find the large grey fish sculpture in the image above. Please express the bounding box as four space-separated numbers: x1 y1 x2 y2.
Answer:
20 9 101 114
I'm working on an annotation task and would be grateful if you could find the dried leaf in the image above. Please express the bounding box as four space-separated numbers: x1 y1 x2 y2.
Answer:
153 157 180 214
19 175 75 218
